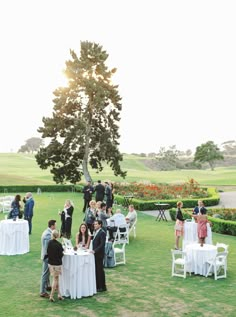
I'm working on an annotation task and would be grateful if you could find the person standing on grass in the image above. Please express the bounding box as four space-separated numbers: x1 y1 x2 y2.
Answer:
195 212 210 247
104 182 112 209
8 194 21 219
193 200 207 215
24 192 35 234
82 181 94 213
91 220 107 292
40 219 56 298
94 180 105 202
58 199 74 239
96 202 112 233
174 201 184 250
47 229 64 302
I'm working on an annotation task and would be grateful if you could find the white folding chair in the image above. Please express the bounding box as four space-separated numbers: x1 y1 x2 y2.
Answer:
215 243 229 270
171 249 191 278
129 218 137 238
2 201 12 214
114 224 130 244
112 242 126 266
216 242 229 252
206 251 228 280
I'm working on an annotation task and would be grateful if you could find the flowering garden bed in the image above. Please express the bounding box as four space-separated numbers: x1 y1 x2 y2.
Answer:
113 179 219 211
113 178 208 200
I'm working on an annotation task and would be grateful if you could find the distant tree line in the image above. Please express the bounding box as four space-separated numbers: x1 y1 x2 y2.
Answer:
131 140 236 171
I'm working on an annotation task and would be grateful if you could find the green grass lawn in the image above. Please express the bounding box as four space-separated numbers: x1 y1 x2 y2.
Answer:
0 192 235 317
1 153 236 187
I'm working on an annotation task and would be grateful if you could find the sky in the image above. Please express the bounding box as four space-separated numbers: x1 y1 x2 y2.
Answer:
0 0 236 154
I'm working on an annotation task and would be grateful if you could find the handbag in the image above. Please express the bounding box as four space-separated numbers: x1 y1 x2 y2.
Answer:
174 223 182 231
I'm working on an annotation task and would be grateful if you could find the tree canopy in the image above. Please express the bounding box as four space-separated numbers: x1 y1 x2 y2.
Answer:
194 141 224 170
18 137 44 153
156 145 180 170
35 41 126 184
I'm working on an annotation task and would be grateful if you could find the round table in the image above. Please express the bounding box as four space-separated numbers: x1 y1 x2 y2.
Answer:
59 249 97 299
0 219 30 255
185 243 217 276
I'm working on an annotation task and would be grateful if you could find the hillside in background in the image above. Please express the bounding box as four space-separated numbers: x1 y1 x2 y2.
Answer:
1 153 236 186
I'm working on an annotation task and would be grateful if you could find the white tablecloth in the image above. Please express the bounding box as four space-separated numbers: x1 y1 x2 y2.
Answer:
0 219 30 255
182 222 212 249
185 243 217 276
59 250 97 299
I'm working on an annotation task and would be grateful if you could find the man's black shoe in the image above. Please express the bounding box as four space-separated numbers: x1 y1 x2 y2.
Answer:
97 288 107 292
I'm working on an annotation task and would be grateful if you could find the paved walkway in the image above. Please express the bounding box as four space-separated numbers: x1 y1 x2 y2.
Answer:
142 191 236 219
212 191 236 208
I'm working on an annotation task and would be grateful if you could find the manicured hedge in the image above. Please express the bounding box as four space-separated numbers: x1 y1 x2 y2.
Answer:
0 185 77 193
114 187 220 211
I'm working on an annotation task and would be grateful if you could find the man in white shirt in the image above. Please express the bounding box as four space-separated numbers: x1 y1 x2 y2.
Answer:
126 204 137 228
107 209 126 240
109 209 126 227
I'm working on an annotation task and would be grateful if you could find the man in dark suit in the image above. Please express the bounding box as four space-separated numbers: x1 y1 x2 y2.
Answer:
104 182 112 209
95 180 105 202
82 181 94 213
193 200 207 215
91 220 107 292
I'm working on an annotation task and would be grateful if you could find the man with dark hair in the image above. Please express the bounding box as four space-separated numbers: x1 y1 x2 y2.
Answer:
91 220 107 292
82 181 94 213
40 219 56 298
94 180 105 202
193 200 207 215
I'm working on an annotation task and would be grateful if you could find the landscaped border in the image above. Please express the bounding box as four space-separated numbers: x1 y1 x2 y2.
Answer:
114 187 220 211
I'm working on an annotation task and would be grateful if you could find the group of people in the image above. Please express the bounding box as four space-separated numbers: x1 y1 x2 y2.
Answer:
175 200 210 249
82 180 115 213
40 201 137 301
8 192 35 234
84 201 137 239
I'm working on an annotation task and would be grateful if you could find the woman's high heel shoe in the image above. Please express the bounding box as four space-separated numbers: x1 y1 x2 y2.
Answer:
58 296 64 300
49 296 55 302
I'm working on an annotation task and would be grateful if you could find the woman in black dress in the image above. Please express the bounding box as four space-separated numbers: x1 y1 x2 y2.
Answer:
59 199 74 239
9 194 21 219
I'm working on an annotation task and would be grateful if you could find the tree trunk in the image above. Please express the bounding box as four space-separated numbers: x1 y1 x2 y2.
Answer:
82 124 92 182
209 161 215 171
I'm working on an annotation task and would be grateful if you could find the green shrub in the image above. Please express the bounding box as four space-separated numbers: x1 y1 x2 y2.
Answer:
0 185 76 193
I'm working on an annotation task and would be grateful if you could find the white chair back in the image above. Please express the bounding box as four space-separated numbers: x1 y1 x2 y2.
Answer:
171 249 191 278
206 251 228 280
114 223 130 244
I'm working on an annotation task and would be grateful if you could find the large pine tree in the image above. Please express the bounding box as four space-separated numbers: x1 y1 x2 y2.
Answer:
36 41 126 184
